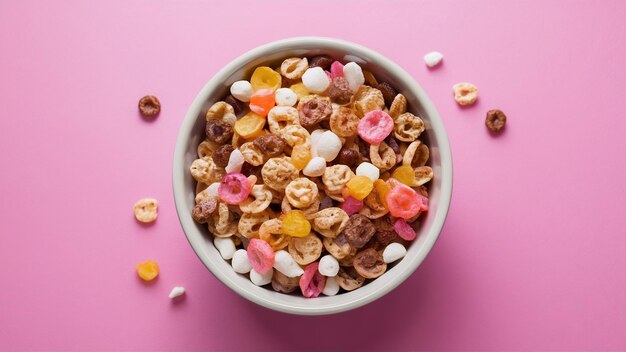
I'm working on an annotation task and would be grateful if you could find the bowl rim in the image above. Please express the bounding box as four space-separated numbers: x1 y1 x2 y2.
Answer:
173 36 453 315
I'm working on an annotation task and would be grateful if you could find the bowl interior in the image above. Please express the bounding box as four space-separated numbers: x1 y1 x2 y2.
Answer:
173 37 452 315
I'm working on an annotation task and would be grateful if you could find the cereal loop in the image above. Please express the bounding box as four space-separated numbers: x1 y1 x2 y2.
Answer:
285 177 319 209
190 157 225 185
453 82 479 106
297 95 332 127
322 165 355 194
335 266 365 291
205 101 237 126
238 209 273 239
311 207 349 238
258 219 289 251
208 202 237 238
353 85 385 118
280 125 311 147
197 140 220 159
280 57 309 80
389 94 407 120
261 157 299 192
288 233 323 265
402 141 430 167
239 142 265 166
369 142 397 171
239 184 273 214
267 106 300 134
133 198 158 223
394 113 425 142
353 248 387 279
330 105 359 138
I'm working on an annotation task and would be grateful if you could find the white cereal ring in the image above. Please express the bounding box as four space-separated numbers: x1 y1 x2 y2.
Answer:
288 233 323 265
311 207 349 238
285 177 319 209
239 184 273 214
322 165 355 194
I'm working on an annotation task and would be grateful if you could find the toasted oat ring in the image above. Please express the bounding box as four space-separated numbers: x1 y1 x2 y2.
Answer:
197 140 220 159
133 198 158 223
353 248 387 279
329 105 359 138
258 219 289 251
237 209 273 239
322 165 355 194
288 233 323 265
394 112 425 142
267 106 300 134
414 166 434 186
285 178 319 209
280 57 309 80
205 101 237 126
353 85 385 118
335 266 365 291
388 93 407 120
311 207 349 238
208 202 237 238
190 157 225 185
239 142 265 166
239 184 273 214
322 236 356 260
403 140 430 167
281 194 321 220
261 157 299 192
279 124 311 147
369 142 396 171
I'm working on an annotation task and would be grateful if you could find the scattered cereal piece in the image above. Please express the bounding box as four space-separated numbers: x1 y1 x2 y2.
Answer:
315 130 342 162
275 88 298 106
423 51 443 68
133 198 158 223
343 62 365 92
230 80 254 102
138 95 161 117
318 254 340 277
302 67 331 94
214 237 237 260
302 156 326 178
453 82 479 106
168 286 185 299
383 243 407 263
250 268 273 286
299 262 326 298
322 276 340 296
273 250 305 278
136 259 159 281
355 162 380 182
232 249 252 274
485 109 507 133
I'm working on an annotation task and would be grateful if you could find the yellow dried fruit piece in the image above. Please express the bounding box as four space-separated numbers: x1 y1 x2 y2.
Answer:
373 179 390 209
250 66 282 92
289 83 310 100
234 112 266 139
136 259 159 281
391 165 416 186
290 143 312 170
346 175 374 201
282 210 311 238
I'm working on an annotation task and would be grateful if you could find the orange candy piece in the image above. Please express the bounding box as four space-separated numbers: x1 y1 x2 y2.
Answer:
249 89 275 117
291 143 312 170
234 112 266 139
136 259 159 281
346 175 374 201
391 165 416 186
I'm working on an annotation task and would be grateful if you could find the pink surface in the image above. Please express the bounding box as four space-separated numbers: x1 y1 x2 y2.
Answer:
1 0 625 350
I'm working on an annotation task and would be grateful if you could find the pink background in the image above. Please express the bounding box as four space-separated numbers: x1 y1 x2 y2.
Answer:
1 0 625 350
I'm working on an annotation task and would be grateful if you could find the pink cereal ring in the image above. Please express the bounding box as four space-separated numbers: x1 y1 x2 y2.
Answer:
218 172 252 205
299 262 326 298
247 239 275 274
330 61 344 79
341 196 364 216
392 218 417 241
357 110 394 144
385 180 422 219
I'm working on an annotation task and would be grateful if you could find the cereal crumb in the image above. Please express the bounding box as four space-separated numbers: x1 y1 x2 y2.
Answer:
168 286 185 299
424 51 443 68
138 95 161 117
133 198 158 223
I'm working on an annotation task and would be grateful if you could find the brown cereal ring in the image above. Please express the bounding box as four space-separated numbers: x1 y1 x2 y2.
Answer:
253 134 287 157
308 55 333 70
279 125 311 147
205 119 234 144
353 85 385 118
297 95 332 127
190 157 225 185
322 165 355 194
133 198 158 223
237 209 273 239
239 142 265 166
370 142 396 171
329 105 359 138
288 233 323 265
453 82 479 106
239 184 273 214
280 57 309 80
377 82 398 107
311 207 349 238
389 93 407 120
334 147 360 167
414 166 434 186
328 77 353 105
267 106 300 134
335 266 365 291
394 112 425 142
212 144 235 168
353 248 387 279
197 140 220 159
192 198 218 224
403 140 429 167
271 270 301 293
362 70 379 88
224 95 248 116
322 235 356 260
258 219 289 251
485 109 507 133
374 217 401 246
138 95 160 117
285 177 319 209
261 157 299 192
205 101 237 126
208 202 237 238
341 214 376 249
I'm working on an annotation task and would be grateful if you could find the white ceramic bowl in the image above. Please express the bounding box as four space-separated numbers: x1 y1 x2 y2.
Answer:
173 37 452 315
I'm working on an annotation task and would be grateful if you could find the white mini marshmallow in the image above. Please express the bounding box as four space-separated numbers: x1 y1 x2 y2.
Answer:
206 182 220 198
250 268 273 286
424 51 443 68
275 88 298 107
322 276 340 296
224 149 244 173
383 243 407 263
315 131 342 162
302 67 331 94
302 157 326 178
168 286 185 299
230 80 253 102
231 249 252 274
273 250 304 278
318 255 339 277
214 237 236 260
343 62 365 92
355 162 380 182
